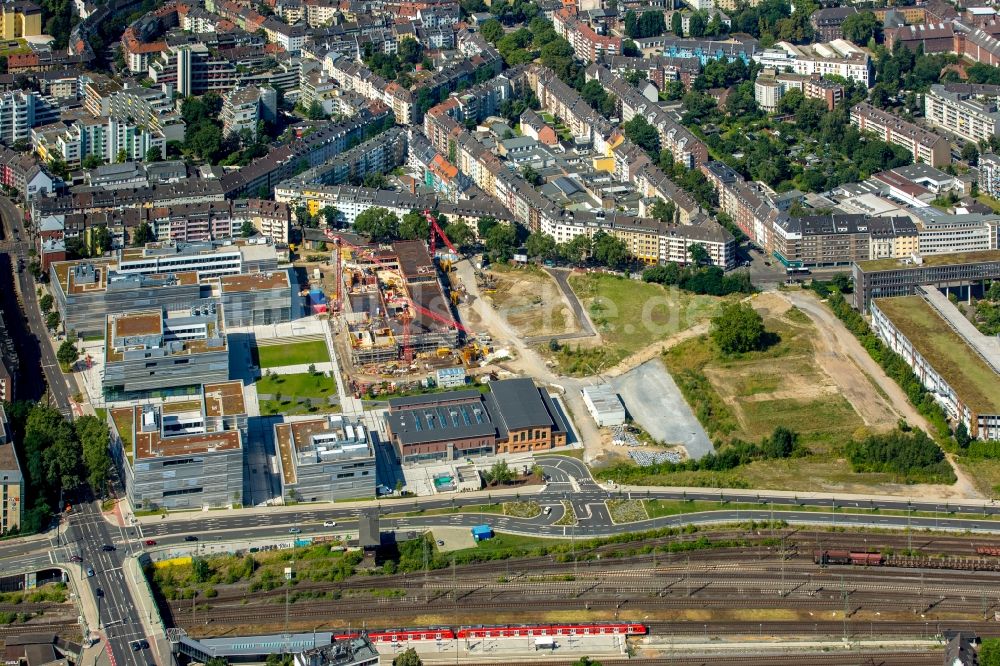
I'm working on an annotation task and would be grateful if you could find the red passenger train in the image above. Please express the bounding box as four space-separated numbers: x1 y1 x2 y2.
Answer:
331 623 647 643
457 623 648 639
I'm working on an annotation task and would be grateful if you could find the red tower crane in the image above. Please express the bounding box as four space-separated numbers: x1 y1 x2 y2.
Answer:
324 228 467 362
424 209 457 257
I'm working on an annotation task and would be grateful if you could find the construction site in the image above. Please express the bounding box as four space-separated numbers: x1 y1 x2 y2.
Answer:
322 214 492 395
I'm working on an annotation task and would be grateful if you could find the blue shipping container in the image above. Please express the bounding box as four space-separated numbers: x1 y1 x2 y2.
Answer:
471 525 493 541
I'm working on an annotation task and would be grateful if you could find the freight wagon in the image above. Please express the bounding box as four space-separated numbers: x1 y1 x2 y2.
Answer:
814 550 885 566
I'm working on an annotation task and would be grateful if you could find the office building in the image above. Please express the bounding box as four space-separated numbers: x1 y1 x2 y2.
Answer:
871 291 1000 440
770 214 917 268
216 270 292 327
850 102 951 167
108 381 246 510
274 415 376 503
852 249 1000 311
102 304 229 395
385 378 570 463
0 405 23 534
925 84 1000 145
50 260 202 338
116 239 279 278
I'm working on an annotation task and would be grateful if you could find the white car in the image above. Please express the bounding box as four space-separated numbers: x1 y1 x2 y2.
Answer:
323 520 337 527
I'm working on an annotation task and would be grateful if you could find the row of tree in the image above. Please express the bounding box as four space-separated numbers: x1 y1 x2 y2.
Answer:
642 260 753 297
4 404 111 534
845 426 955 484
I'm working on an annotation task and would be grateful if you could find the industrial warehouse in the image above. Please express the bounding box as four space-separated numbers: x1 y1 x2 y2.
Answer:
384 377 571 463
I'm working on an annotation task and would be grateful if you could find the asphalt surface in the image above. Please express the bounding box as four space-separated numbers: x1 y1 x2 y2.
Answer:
611 359 712 459
98 457 1000 544
0 195 72 413
68 499 152 666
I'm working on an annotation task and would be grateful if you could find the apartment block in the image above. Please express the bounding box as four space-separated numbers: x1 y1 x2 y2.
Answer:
33 116 166 167
850 102 951 167
552 7 621 63
753 40 873 87
871 292 1000 440
925 84 1000 145
108 381 246 510
274 415 376 503
102 304 229 395
754 68 843 112
980 153 1000 198
221 86 278 139
770 213 917 268
0 405 23 534
0 0 40 39
0 90 55 145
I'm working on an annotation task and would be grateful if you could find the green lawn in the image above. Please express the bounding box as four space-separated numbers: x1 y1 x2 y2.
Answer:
260 398 340 417
256 340 330 369
552 273 724 374
257 372 337 399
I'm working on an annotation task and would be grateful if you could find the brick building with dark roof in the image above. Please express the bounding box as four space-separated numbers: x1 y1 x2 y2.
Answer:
384 378 570 463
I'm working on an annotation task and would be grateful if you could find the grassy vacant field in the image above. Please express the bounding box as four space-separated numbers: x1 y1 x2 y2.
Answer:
601 297 932 493
487 265 579 338
257 372 337 399
552 273 724 374
256 340 330 369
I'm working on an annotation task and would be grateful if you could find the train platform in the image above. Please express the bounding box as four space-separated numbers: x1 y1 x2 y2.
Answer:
375 635 628 664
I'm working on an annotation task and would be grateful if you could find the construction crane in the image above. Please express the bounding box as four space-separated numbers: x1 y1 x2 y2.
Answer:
424 209 458 258
325 227 468 362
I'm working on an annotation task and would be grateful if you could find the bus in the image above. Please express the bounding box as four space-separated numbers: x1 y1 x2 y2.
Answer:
786 267 811 276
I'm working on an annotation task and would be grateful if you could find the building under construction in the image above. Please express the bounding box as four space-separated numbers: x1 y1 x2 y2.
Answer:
341 239 461 366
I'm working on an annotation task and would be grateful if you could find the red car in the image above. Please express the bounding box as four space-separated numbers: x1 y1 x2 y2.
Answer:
143 539 157 546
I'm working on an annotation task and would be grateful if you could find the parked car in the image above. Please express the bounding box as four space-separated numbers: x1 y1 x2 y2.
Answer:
144 540 157 546
86 567 95 577
69 555 82 563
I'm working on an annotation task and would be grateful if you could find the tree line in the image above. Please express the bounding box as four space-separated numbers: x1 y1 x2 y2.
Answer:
4 403 112 534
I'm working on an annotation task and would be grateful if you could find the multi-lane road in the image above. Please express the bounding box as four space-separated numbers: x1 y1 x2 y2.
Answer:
0 194 73 413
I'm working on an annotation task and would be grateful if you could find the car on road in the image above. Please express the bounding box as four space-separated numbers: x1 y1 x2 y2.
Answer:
95 588 104 597
144 539 157 546
131 642 141 652
86 567 95 577
543 507 552 516
139 640 149 650
436 540 444 546
101 544 115 552
289 527 301 534
69 555 82 563
323 520 337 527
183 535 198 542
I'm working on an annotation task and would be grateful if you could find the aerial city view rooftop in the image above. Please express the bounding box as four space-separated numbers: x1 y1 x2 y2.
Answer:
4 0 1000 663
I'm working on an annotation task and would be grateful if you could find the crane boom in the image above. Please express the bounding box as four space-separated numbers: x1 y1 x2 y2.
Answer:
424 209 457 256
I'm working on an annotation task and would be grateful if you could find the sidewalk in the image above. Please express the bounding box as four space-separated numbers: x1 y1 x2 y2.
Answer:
135 483 545 525
614 483 1000 508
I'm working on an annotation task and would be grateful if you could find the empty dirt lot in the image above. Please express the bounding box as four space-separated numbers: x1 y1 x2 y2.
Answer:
484 265 582 339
